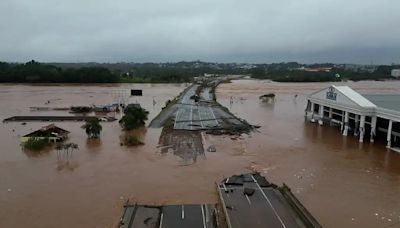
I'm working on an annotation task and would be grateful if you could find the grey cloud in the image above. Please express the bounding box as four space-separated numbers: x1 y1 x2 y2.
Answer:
1 0 399 64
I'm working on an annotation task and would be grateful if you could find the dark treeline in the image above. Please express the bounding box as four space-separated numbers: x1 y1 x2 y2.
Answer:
0 60 119 83
120 63 247 83
251 63 397 82
1 60 398 83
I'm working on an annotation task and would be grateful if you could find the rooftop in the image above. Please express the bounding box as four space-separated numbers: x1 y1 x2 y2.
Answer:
23 124 69 138
363 94 400 112
333 86 376 108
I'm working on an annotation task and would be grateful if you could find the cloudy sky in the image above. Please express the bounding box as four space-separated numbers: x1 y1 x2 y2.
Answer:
1 0 399 64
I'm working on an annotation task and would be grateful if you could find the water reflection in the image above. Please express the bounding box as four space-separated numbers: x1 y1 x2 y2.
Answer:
56 160 79 172
22 146 53 158
119 127 147 148
86 138 102 153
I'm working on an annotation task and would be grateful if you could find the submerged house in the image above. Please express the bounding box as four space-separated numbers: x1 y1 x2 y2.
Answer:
93 103 120 112
305 85 400 152
21 124 70 143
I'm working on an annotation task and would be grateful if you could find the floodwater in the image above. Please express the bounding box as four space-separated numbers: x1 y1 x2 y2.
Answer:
0 81 400 228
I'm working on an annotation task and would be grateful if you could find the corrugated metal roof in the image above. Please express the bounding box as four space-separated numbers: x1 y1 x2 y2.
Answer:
363 94 400 112
333 86 376 108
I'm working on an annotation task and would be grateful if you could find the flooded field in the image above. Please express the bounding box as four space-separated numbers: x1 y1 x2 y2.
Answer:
1 81 400 227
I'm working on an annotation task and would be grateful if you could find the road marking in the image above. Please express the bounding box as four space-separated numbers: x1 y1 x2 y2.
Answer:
198 105 205 128
251 175 287 228
159 213 164 228
190 105 193 130
204 204 209 223
174 109 180 129
245 194 252 205
209 107 219 126
201 205 207 228
182 205 185 219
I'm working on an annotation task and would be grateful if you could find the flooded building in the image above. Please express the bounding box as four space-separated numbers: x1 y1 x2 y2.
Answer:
306 85 400 152
21 124 70 143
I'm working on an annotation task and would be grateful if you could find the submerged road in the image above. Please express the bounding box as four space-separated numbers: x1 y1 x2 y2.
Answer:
218 173 321 228
150 75 250 132
174 85 220 130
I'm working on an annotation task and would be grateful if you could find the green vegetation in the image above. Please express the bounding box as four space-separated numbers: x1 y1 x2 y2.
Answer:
120 71 192 83
82 117 102 138
123 135 144 146
251 63 396 82
0 60 118 83
119 104 149 130
1 60 398 83
22 137 51 151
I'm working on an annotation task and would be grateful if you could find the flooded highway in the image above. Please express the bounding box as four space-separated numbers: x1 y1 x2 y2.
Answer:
0 81 400 227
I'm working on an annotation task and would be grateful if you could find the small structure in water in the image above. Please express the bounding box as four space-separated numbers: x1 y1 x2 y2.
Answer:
259 93 276 102
130 89 143 96
93 103 120 112
21 124 69 143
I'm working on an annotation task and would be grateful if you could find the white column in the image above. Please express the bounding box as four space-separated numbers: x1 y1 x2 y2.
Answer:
354 115 359 136
328 108 333 118
340 111 344 131
343 111 349 136
370 116 377 143
359 115 366 142
387 120 393 148
318 105 324 125
310 102 315 122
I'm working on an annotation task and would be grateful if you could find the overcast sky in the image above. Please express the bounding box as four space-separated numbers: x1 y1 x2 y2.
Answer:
1 0 399 64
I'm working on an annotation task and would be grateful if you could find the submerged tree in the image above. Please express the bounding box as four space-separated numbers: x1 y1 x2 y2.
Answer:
119 105 149 130
82 117 102 138
56 142 79 159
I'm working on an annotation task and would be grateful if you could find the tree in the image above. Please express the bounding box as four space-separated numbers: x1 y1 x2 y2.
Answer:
119 105 149 130
82 117 102 138
57 142 79 159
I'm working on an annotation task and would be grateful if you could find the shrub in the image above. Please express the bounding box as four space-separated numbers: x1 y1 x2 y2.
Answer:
22 137 50 151
119 105 149 130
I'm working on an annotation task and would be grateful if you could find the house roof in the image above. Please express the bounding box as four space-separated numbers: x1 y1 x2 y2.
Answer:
332 86 376 108
23 124 69 137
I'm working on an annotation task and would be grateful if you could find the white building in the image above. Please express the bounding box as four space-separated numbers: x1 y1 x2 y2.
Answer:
391 69 400 78
306 85 400 151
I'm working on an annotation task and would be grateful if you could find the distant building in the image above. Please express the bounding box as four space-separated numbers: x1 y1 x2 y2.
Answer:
21 124 69 143
391 69 400 78
343 64 377 73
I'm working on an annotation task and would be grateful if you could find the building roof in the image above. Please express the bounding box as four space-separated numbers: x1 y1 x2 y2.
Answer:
363 94 400 112
23 124 69 137
333 86 376 108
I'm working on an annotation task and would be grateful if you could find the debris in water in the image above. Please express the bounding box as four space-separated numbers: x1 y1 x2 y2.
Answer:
207 145 216 152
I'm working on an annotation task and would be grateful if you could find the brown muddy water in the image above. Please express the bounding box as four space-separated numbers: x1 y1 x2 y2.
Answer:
0 81 400 228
